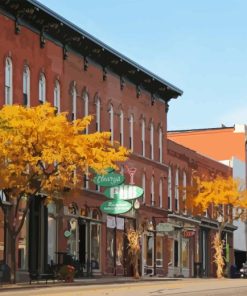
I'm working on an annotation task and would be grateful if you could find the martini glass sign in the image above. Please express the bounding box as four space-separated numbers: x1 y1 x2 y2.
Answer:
93 166 143 215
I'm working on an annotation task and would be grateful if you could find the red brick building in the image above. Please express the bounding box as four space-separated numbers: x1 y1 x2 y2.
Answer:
0 0 234 281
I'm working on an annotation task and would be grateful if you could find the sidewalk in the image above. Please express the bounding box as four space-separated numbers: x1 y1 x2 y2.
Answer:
0 276 182 292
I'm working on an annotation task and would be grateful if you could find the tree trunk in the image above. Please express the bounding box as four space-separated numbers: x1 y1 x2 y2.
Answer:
9 234 17 283
133 253 140 279
213 232 224 278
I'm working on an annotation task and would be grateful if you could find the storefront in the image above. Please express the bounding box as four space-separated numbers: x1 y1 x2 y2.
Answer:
167 214 200 278
105 215 136 276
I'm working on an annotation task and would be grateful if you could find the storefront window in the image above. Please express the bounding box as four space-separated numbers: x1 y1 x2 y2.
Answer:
116 231 124 266
18 204 28 270
167 238 173 267
156 236 163 267
146 235 154 266
174 240 179 267
67 218 78 259
106 228 115 271
91 223 101 270
48 216 56 265
182 238 189 268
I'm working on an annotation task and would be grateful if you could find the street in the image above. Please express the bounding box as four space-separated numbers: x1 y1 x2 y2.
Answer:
1 278 247 296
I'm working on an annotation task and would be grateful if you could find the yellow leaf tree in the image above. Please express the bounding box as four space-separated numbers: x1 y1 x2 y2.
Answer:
0 103 128 283
186 175 247 278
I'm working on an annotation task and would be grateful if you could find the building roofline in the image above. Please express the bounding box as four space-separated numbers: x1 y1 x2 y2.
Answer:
168 125 234 133
1 0 183 101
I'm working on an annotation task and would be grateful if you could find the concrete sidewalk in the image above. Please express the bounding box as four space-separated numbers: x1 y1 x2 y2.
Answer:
0 276 182 292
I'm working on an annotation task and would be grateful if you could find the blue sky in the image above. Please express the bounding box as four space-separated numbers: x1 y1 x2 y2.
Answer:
38 0 247 130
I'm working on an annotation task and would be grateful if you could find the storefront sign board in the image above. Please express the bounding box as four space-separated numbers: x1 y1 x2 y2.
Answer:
100 199 132 215
182 230 195 238
93 172 125 187
104 185 144 200
156 223 174 232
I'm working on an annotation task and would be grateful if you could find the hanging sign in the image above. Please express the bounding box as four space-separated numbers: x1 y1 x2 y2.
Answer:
100 199 132 215
64 230 71 238
104 185 144 200
156 223 174 233
107 215 116 228
182 230 195 238
93 172 125 187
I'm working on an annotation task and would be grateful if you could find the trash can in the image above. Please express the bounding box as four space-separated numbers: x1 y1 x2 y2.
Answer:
0 263 11 283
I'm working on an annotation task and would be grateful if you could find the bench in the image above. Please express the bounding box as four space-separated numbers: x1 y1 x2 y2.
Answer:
29 272 56 284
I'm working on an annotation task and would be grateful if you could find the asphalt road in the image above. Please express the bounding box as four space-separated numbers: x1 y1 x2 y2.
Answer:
1 278 247 296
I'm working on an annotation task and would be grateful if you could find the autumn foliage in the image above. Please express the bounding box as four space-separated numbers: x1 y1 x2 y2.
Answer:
0 103 128 282
185 175 247 278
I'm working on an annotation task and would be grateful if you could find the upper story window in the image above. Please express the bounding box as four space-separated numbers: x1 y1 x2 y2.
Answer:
109 104 114 144
5 57 13 105
183 171 187 214
159 178 163 208
175 168 179 212
150 122 154 160
39 73 46 104
119 110 124 146
168 167 172 210
129 114 134 150
151 175 155 206
96 97 101 132
54 80 60 113
142 173 146 204
23 65 30 107
141 119 145 157
72 86 77 120
83 92 89 134
159 127 163 163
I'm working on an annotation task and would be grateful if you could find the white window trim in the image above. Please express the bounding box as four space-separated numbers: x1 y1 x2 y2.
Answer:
142 119 145 157
109 104 114 144
83 93 89 134
150 122 154 160
54 80 60 113
159 128 163 163
23 65 30 107
142 173 146 204
183 171 187 214
5 57 13 105
120 110 124 146
129 114 134 150
151 176 154 206
175 169 179 212
96 98 101 132
72 86 77 120
39 73 46 103
168 167 172 210
159 179 163 208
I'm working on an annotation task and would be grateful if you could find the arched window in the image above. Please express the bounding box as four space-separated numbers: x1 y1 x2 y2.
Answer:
83 92 89 134
150 122 154 160
151 175 155 206
175 168 179 212
142 173 146 204
183 171 187 213
159 127 163 163
109 104 114 144
96 98 101 132
54 80 60 112
129 114 134 150
141 119 145 157
23 65 30 107
119 110 124 145
39 73 46 103
5 57 13 105
168 167 172 210
72 86 77 120
159 179 163 208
